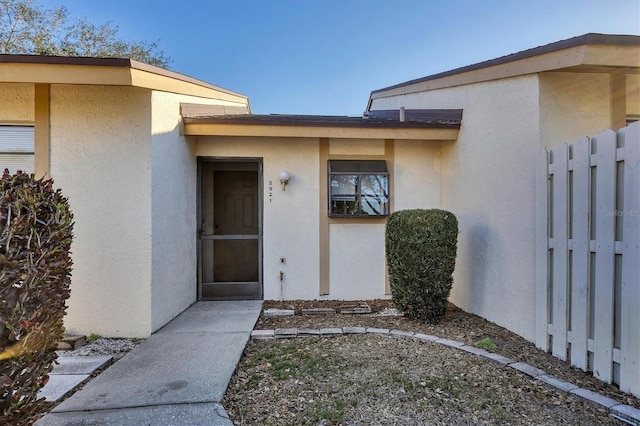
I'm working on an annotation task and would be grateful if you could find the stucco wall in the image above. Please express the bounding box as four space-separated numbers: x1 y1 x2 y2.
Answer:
329 223 386 299
329 139 385 155
196 136 321 300
50 85 153 338
0 83 34 122
627 74 640 116
371 75 541 341
149 92 247 332
539 73 611 146
393 140 442 211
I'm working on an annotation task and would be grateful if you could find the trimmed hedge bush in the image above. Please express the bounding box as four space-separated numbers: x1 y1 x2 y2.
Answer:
385 209 458 323
0 170 73 419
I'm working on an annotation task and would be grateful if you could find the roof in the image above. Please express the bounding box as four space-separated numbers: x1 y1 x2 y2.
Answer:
0 54 249 105
182 109 462 141
369 33 640 105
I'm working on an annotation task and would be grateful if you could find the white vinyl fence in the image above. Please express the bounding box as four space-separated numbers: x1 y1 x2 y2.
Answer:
535 121 639 398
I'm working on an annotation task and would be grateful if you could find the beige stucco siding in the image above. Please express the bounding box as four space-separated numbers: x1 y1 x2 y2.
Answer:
329 139 385 155
539 73 611 146
627 74 640 116
371 75 541 341
0 83 34 122
329 223 386 299
50 85 153 338
393 140 442 211
196 136 321 300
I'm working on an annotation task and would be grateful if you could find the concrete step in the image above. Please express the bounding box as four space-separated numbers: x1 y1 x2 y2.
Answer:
38 355 113 402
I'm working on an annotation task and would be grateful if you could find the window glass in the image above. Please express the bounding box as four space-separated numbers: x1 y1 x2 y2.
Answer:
0 126 35 174
331 175 358 215
360 175 388 216
328 160 389 217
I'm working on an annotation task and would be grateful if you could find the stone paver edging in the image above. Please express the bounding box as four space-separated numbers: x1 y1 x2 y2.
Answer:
251 327 640 425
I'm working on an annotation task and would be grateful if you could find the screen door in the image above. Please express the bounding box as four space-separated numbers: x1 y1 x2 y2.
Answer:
199 160 262 300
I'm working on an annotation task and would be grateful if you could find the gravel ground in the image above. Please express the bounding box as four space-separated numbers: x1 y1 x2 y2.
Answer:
223 300 639 425
58 338 142 360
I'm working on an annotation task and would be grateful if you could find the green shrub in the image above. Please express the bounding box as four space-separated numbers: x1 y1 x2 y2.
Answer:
0 170 73 418
385 209 458 323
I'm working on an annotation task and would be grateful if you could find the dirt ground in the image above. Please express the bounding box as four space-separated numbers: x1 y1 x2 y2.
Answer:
222 300 638 425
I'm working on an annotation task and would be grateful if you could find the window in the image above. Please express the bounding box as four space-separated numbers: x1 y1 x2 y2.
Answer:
328 160 389 217
0 126 34 174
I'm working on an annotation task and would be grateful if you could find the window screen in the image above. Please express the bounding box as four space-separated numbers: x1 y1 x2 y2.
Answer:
0 126 35 174
328 160 389 217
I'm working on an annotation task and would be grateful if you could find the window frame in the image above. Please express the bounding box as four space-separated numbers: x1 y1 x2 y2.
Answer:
327 160 390 218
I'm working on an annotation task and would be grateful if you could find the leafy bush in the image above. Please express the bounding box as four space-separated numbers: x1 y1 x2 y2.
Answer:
385 209 458 323
0 170 73 418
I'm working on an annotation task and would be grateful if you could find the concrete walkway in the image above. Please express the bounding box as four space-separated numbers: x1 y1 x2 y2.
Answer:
36 301 262 426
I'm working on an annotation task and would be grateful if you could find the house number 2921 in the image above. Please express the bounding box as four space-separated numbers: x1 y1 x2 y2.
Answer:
268 181 273 203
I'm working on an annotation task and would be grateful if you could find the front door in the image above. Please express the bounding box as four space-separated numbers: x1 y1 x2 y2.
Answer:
199 160 262 300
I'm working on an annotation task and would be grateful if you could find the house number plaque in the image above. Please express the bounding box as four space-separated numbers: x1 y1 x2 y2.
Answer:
268 180 273 203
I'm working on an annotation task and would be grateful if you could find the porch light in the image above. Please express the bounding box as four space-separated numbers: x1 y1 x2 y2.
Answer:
279 170 290 191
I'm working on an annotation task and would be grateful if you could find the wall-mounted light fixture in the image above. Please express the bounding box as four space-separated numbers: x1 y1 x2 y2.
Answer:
279 170 290 191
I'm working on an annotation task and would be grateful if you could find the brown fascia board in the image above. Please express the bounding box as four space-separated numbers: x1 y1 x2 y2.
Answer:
0 54 132 67
369 33 640 98
0 54 249 100
183 113 461 129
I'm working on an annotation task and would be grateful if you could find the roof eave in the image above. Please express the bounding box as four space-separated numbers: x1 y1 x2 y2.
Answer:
368 34 640 105
183 121 459 141
0 54 249 104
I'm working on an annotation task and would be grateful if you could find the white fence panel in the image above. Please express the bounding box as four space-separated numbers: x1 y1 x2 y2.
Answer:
619 123 640 395
570 137 590 371
536 121 640 397
593 130 617 384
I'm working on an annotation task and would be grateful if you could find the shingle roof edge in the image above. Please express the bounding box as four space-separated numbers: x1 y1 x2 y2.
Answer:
183 111 462 129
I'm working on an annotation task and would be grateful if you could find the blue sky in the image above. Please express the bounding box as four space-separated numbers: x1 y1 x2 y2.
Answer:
57 0 640 115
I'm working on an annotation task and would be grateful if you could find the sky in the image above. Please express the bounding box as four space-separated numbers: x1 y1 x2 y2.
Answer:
55 0 640 115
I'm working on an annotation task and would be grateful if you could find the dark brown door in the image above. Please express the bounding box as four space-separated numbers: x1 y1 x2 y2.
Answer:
200 161 261 300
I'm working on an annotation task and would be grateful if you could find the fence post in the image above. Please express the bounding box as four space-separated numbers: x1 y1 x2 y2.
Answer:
535 147 550 351
551 144 569 360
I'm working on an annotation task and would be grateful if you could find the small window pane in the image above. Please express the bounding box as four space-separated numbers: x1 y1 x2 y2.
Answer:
331 175 358 215
331 175 357 195
0 154 35 174
0 126 35 174
0 126 34 153
361 195 387 216
361 175 388 197
360 175 389 215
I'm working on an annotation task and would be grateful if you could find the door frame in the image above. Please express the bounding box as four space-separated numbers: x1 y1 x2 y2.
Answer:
196 157 263 300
